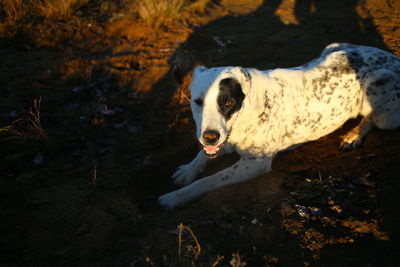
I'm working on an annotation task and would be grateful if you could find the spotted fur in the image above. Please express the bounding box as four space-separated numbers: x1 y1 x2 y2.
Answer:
159 43 400 210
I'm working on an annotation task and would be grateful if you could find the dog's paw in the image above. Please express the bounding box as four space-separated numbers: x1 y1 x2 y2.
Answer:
172 164 198 186
339 132 362 150
158 190 186 210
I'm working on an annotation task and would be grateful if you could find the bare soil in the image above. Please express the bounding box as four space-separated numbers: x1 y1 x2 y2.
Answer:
1 0 400 266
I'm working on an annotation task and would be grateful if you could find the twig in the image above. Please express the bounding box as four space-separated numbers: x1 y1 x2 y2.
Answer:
177 223 201 259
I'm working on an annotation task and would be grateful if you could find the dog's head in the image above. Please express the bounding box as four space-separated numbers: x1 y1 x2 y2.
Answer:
188 66 251 158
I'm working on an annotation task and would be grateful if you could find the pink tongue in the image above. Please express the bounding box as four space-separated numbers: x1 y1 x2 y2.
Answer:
203 145 220 154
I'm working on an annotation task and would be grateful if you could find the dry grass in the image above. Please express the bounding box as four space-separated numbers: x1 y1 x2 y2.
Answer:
8 98 47 141
0 0 34 21
121 0 212 28
37 0 88 20
1 0 208 30
129 0 190 28
58 58 94 82
0 0 87 21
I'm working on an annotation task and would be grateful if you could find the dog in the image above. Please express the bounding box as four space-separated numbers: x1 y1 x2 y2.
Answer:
158 43 400 210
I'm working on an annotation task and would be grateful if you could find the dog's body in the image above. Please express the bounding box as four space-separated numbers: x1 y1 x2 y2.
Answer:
159 43 400 210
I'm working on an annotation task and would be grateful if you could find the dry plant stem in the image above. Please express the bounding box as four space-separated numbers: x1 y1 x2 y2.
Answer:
29 98 46 139
211 255 225 267
230 253 247 267
10 97 47 141
177 223 201 259
91 162 97 185
0 126 13 134
178 88 191 104
178 223 183 257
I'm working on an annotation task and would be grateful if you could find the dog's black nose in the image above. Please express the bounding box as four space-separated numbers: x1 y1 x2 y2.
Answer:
202 130 220 144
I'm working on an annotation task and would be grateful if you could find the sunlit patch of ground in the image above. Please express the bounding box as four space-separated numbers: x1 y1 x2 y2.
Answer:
356 0 400 56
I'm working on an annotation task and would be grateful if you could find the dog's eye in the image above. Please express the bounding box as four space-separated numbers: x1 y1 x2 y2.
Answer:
225 100 234 107
194 98 203 106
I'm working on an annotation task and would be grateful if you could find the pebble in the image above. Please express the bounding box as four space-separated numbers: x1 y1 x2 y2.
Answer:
8 110 17 118
33 153 44 165
101 108 116 116
113 122 126 129
168 227 188 235
71 85 84 92
127 125 141 133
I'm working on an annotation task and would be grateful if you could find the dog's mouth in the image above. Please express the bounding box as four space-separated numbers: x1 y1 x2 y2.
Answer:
203 143 224 158
201 131 231 158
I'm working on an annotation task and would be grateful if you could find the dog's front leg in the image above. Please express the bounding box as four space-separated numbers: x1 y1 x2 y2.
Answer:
159 156 272 210
172 145 234 186
172 150 210 186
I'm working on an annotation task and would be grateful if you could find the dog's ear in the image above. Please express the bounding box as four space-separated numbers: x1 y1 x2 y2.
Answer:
193 65 208 79
171 50 206 85
233 67 252 95
172 50 194 84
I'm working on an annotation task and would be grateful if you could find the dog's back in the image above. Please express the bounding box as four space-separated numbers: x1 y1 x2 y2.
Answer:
242 43 400 149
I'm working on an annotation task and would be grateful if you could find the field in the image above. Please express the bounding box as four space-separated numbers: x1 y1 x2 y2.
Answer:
1 0 400 266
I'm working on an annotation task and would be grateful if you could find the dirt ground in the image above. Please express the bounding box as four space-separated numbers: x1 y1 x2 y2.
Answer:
1 0 400 266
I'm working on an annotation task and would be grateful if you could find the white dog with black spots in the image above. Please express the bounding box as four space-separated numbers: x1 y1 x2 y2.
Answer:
159 43 400 210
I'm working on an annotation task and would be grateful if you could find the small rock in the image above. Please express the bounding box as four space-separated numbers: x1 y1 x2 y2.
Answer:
102 109 116 116
33 153 44 165
8 110 17 118
310 207 324 216
113 122 126 129
98 105 116 116
168 227 188 235
213 36 225 47
71 85 84 92
127 124 141 133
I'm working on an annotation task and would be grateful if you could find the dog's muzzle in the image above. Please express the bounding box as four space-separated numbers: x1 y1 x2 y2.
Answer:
201 130 224 158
